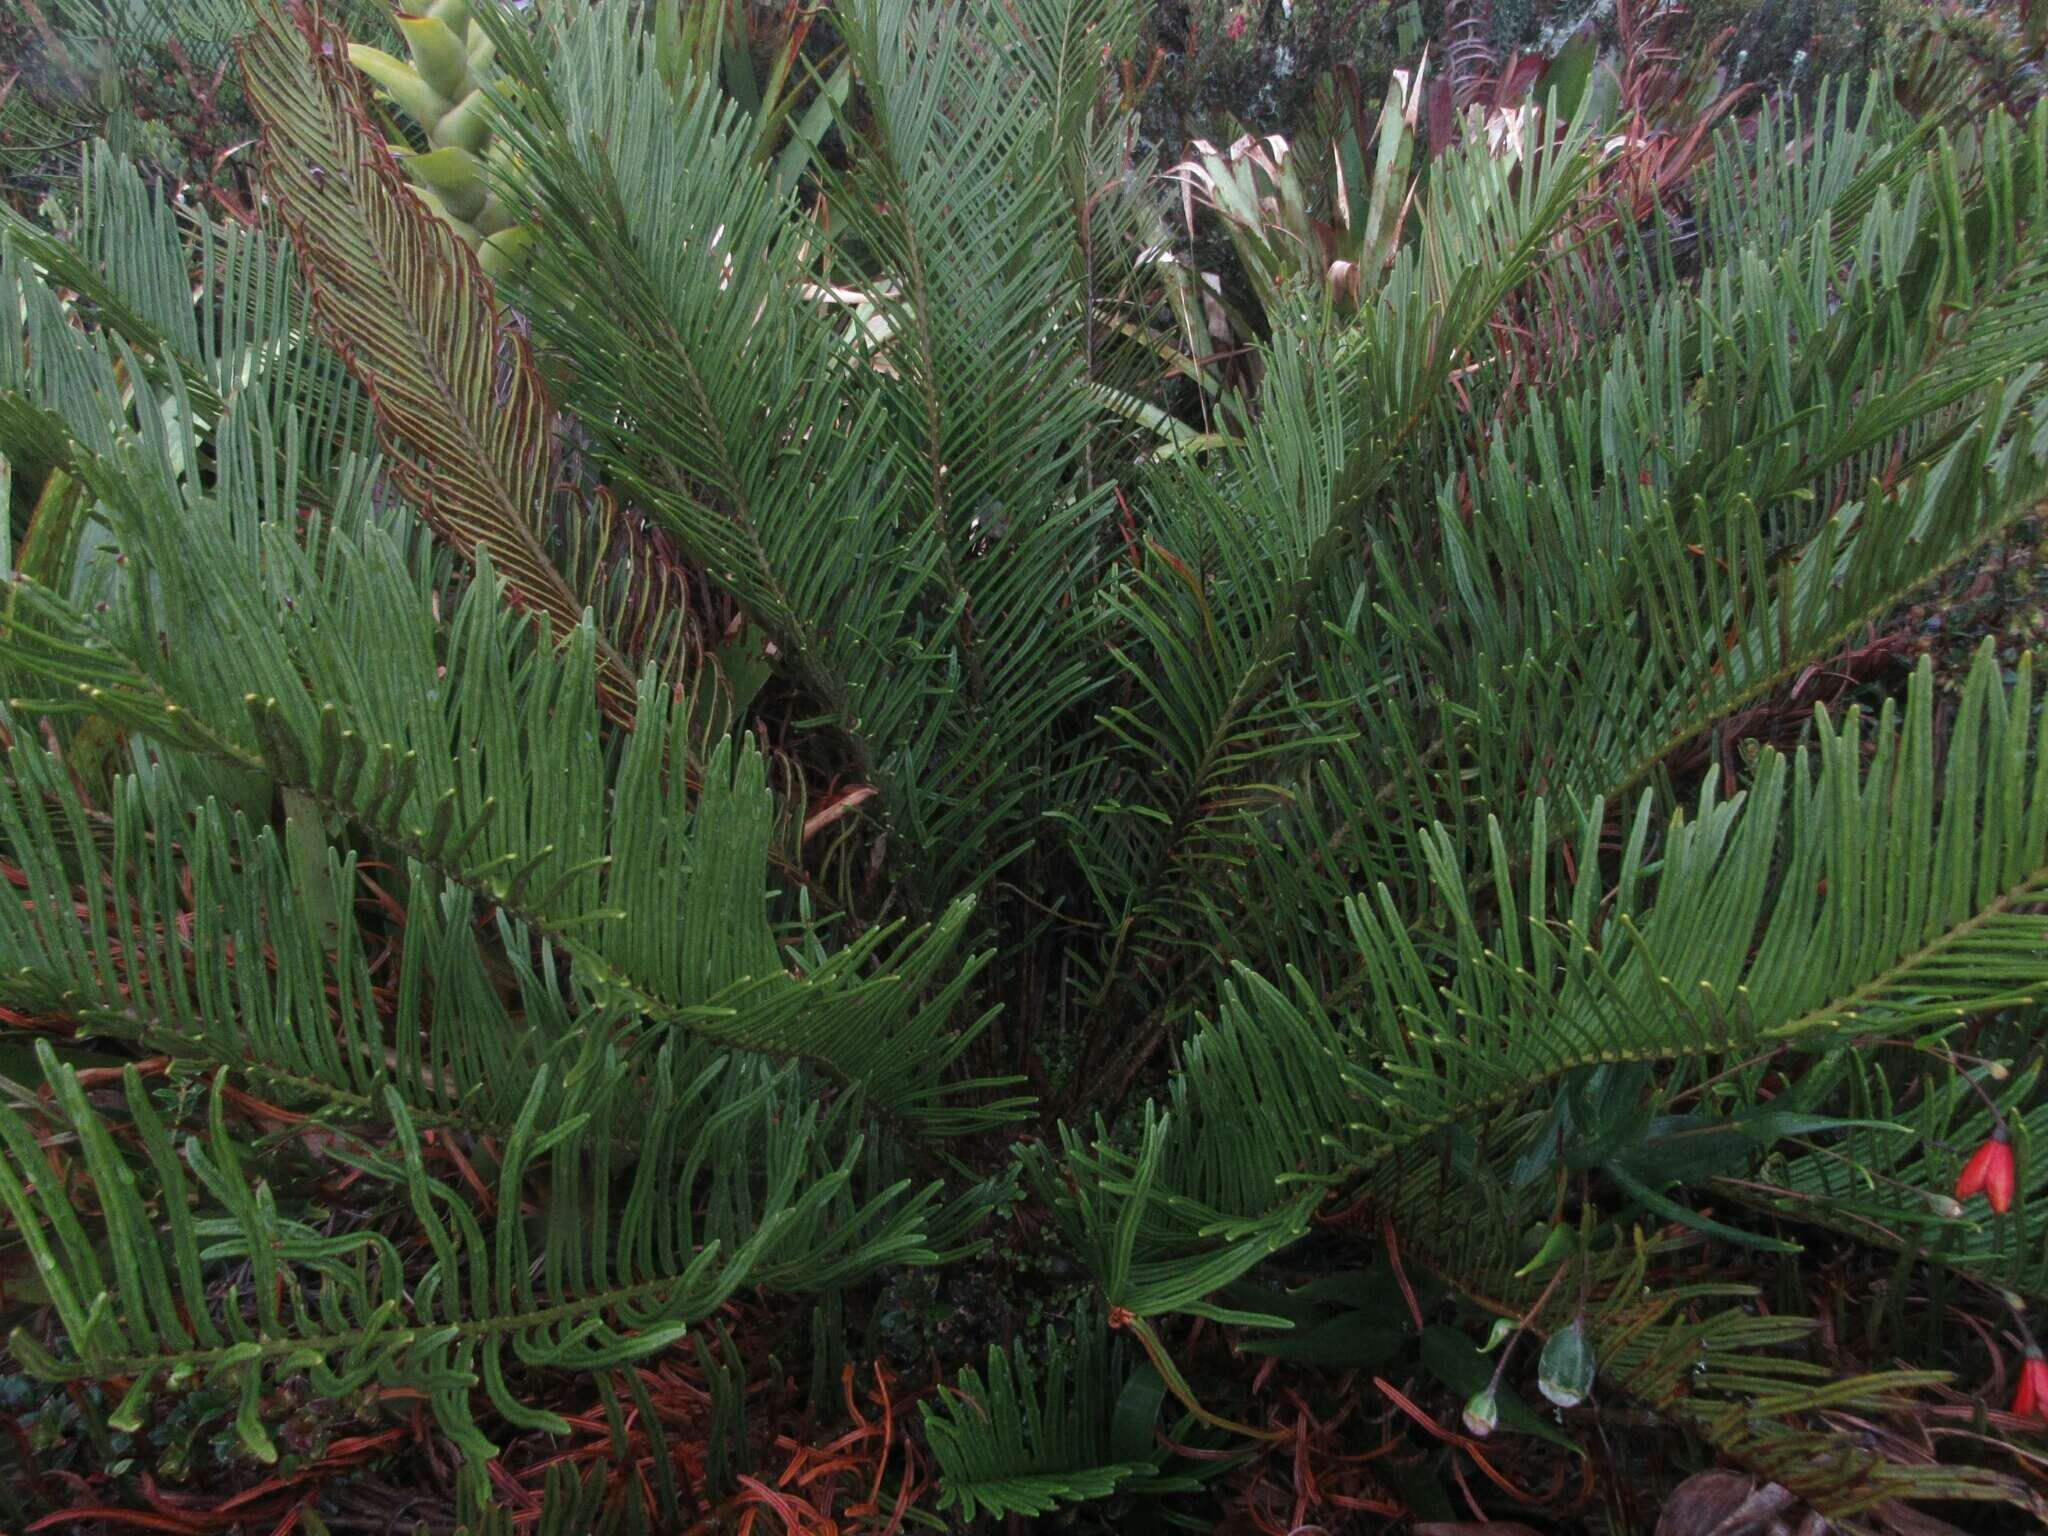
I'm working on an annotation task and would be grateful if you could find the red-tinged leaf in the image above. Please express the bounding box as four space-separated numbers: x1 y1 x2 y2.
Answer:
29 1510 216 1535
802 785 878 842
316 1428 409 1461
238 1 674 728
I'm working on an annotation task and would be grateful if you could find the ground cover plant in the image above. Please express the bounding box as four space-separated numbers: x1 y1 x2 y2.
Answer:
5 0 2048 1530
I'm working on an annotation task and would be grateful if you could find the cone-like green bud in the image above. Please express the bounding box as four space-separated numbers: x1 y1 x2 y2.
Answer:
394 15 470 100
347 5 528 272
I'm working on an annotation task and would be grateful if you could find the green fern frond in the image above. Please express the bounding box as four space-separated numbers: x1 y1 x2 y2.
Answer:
0 368 1006 1131
1071 98 1603 1033
478 0 1123 912
1540 1241 2042 1519
0 718 620 1136
239 0 675 728
1163 97 2048 1009
924 1310 1164 1520
1055 643 2048 1318
1720 1052 2048 1298
0 1038 954 1497
1025 969 1352 1319
0 143 374 490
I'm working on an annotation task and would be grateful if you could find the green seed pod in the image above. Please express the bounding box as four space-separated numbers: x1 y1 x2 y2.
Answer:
1461 1386 1499 1438
1537 1318 1597 1409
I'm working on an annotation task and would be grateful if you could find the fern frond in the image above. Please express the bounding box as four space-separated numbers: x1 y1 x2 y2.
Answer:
1054 644 2048 1317
1047 643 2048 1520
0 369 1005 1131
1026 969 1351 1318
1070 99 1602 1041
0 1038 957 1496
1536 1242 2040 1519
1719 1052 2048 1299
1 143 374 490
478 0 1121 911
1209 101 2048 1001
0 717 620 1136
238 0 669 727
1344 649 2046 1180
923 1311 1163 1520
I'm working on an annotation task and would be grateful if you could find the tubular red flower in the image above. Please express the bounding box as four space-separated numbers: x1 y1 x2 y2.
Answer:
1956 1132 2017 1214
2014 1354 2048 1420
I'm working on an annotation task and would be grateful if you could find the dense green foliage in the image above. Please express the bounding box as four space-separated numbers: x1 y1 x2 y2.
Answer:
5 0 2048 1530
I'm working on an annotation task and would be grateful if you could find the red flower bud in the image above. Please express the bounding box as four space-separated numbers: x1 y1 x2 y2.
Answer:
2013 1352 2048 1421
1956 1130 2017 1215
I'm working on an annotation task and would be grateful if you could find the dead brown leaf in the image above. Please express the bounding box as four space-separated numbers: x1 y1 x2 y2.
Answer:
1654 1471 1804 1536
1867 1505 1970 1536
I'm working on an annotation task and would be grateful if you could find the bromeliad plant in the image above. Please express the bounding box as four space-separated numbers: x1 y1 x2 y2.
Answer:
6 0 2048 1528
